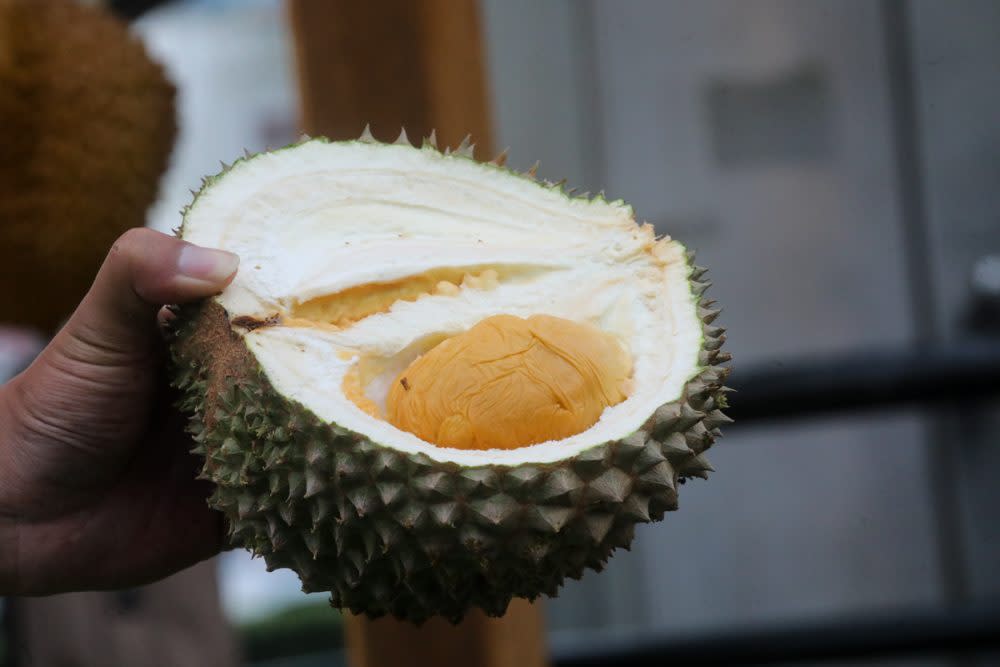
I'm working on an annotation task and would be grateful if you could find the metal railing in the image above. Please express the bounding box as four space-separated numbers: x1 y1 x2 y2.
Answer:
551 599 1000 666
551 337 1000 666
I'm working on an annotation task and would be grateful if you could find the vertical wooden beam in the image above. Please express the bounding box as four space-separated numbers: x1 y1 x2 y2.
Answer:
286 2 546 667
288 0 493 158
345 599 548 667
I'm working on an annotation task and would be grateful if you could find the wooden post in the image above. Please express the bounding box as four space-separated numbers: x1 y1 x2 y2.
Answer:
286 2 548 666
288 0 493 159
345 599 548 667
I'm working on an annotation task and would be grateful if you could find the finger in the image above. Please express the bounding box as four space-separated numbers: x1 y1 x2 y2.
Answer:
62 228 239 361
157 305 177 339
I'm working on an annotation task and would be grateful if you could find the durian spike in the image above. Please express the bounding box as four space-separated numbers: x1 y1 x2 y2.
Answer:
359 124 377 143
243 148 253 159
526 162 540 179
423 129 438 149
395 128 411 146
456 134 474 158
491 148 509 167
298 133 311 144
553 178 568 189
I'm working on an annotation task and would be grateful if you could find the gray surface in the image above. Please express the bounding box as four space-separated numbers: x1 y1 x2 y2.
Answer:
482 0 957 640
910 0 1000 605
480 0 603 192
911 0 1000 340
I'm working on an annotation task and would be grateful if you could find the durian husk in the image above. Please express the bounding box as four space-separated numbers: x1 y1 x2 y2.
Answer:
0 0 175 332
169 138 731 624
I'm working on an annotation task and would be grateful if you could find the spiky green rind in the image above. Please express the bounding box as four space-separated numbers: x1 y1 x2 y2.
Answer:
169 134 730 623
169 260 727 624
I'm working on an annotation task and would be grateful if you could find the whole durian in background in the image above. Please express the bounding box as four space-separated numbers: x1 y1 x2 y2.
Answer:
0 0 175 332
170 132 731 623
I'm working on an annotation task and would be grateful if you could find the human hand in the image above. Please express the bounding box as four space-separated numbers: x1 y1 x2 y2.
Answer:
0 228 239 595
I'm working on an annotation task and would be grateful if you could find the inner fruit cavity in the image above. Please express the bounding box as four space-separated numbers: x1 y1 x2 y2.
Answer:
292 268 500 328
385 314 632 450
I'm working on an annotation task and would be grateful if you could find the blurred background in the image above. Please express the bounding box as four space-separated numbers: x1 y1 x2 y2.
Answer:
1 0 998 665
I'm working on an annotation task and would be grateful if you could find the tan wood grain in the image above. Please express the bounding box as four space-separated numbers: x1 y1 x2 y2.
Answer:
287 0 493 158
345 599 548 667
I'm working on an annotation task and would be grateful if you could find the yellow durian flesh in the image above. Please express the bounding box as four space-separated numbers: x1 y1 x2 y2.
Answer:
386 314 633 450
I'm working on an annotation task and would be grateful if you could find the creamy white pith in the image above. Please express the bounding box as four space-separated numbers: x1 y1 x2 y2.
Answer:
182 140 702 465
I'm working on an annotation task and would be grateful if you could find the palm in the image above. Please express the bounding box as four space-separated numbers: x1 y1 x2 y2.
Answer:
2 330 223 594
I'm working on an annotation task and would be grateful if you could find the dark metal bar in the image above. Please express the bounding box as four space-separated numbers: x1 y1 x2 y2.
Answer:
551 600 1000 666
880 0 972 613
881 0 938 341
107 0 171 21
724 339 1000 424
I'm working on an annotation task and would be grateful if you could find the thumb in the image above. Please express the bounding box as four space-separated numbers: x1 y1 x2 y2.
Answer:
61 227 239 362
0 227 239 506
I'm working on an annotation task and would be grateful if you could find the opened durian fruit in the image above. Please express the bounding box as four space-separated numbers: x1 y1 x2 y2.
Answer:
170 131 730 623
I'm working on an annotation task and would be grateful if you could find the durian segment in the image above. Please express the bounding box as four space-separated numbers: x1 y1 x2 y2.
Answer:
180 139 704 465
170 135 731 623
386 314 633 450
290 267 503 328
181 140 631 316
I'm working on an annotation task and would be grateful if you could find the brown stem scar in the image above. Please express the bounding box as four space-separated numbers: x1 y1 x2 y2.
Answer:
232 313 280 331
